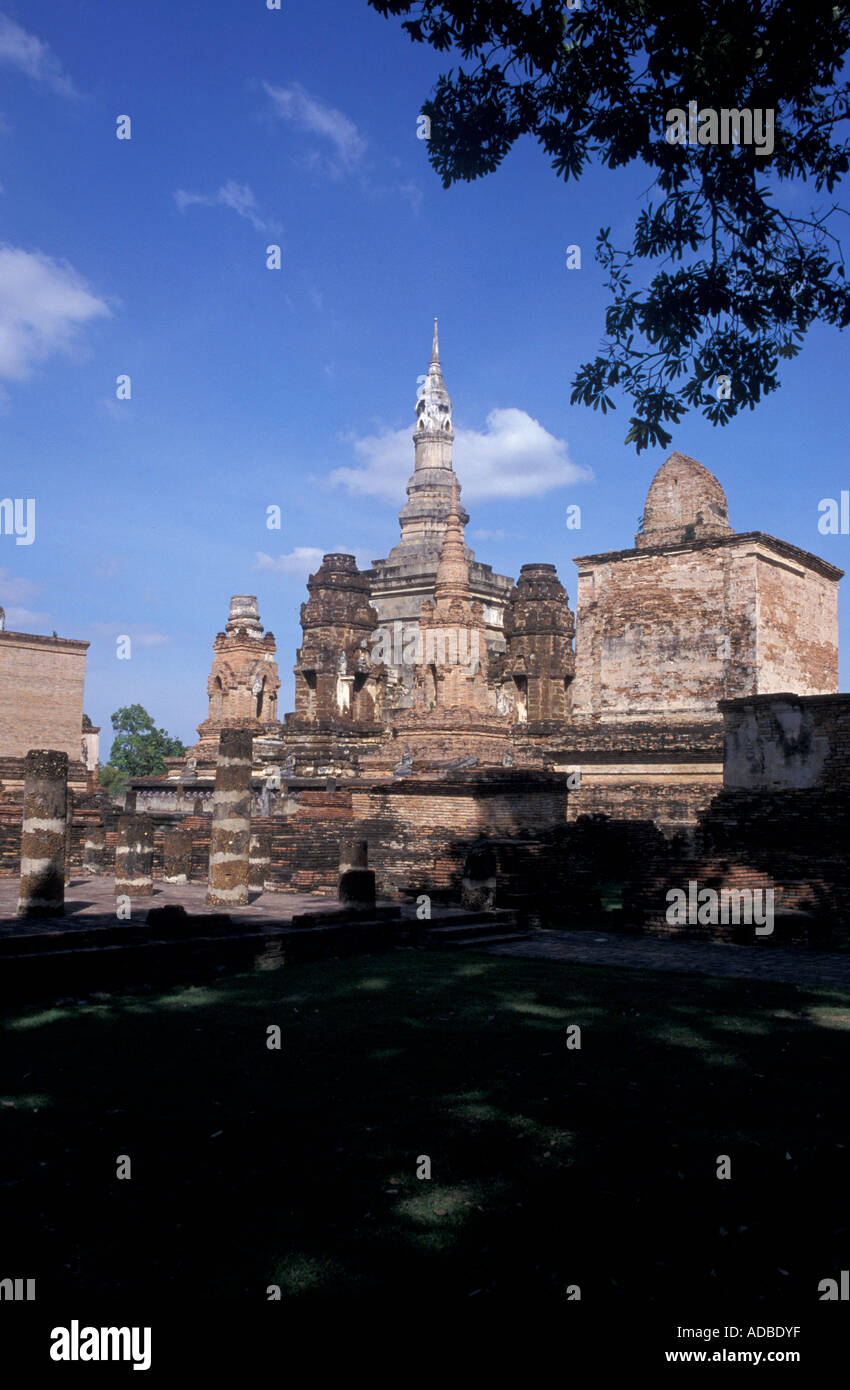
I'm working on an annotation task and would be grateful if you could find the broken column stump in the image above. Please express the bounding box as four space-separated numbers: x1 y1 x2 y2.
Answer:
338 837 376 908
461 845 498 911
162 826 193 884
83 824 109 875
16 748 68 919
207 728 253 908
115 814 154 898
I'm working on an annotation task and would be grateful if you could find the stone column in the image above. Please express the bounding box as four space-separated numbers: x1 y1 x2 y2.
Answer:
338 837 375 908
249 832 271 892
83 825 108 875
162 827 193 884
16 749 68 919
115 815 154 898
64 789 75 886
207 729 253 907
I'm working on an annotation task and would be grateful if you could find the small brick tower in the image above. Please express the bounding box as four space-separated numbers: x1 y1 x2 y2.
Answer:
501 563 576 723
193 595 282 758
292 553 383 725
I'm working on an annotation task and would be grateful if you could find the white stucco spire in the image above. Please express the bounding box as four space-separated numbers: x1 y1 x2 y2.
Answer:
415 317 453 438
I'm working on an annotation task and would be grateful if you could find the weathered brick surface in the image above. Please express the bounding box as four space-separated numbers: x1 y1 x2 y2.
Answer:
721 692 850 790
518 718 724 835
0 631 89 762
350 772 568 899
571 535 840 724
635 452 732 550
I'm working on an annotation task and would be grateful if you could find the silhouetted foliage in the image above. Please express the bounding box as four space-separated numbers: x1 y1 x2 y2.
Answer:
370 0 850 448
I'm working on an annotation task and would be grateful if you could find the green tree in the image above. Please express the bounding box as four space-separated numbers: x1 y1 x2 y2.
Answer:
370 0 850 449
98 763 129 797
108 704 186 776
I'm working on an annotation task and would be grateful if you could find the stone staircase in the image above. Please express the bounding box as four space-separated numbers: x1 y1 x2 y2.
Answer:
414 908 532 950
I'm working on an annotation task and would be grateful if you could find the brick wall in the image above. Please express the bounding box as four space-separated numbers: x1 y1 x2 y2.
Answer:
721 692 850 791
755 554 839 694
571 535 840 723
350 772 568 898
0 631 89 761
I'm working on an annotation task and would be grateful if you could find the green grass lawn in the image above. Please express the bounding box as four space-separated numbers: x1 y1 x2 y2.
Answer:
2 950 849 1303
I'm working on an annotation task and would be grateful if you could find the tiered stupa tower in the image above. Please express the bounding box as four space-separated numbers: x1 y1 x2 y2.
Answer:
191 595 283 766
413 477 491 715
370 476 515 771
387 319 468 565
368 321 513 709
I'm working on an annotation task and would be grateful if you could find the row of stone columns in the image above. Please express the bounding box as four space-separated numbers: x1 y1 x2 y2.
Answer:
85 821 197 894
16 734 371 917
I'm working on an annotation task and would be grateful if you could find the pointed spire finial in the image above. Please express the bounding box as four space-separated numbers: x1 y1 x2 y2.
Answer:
448 473 460 518
431 317 440 364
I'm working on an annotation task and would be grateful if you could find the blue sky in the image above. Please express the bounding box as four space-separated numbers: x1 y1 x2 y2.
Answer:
0 0 848 754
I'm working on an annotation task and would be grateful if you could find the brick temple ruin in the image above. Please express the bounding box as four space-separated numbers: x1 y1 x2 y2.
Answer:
1 324 847 945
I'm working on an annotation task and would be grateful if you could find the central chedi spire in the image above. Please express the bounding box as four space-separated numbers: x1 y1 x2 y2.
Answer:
368 321 515 715
385 318 469 566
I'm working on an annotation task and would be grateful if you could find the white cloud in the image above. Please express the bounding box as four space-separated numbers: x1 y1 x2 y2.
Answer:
264 82 366 174
470 528 506 541
398 180 424 215
0 569 50 630
0 245 110 387
0 605 50 630
0 566 42 604
254 547 325 575
0 13 76 96
174 180 277 233
330 408 592 504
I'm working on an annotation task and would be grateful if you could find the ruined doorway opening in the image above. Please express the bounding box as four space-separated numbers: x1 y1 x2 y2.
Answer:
302 669 317 720
514 674 528 723
564 673 574 716
352 671 369 719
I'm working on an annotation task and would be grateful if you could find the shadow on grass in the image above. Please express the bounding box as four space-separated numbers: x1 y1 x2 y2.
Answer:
1 951 848 1303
